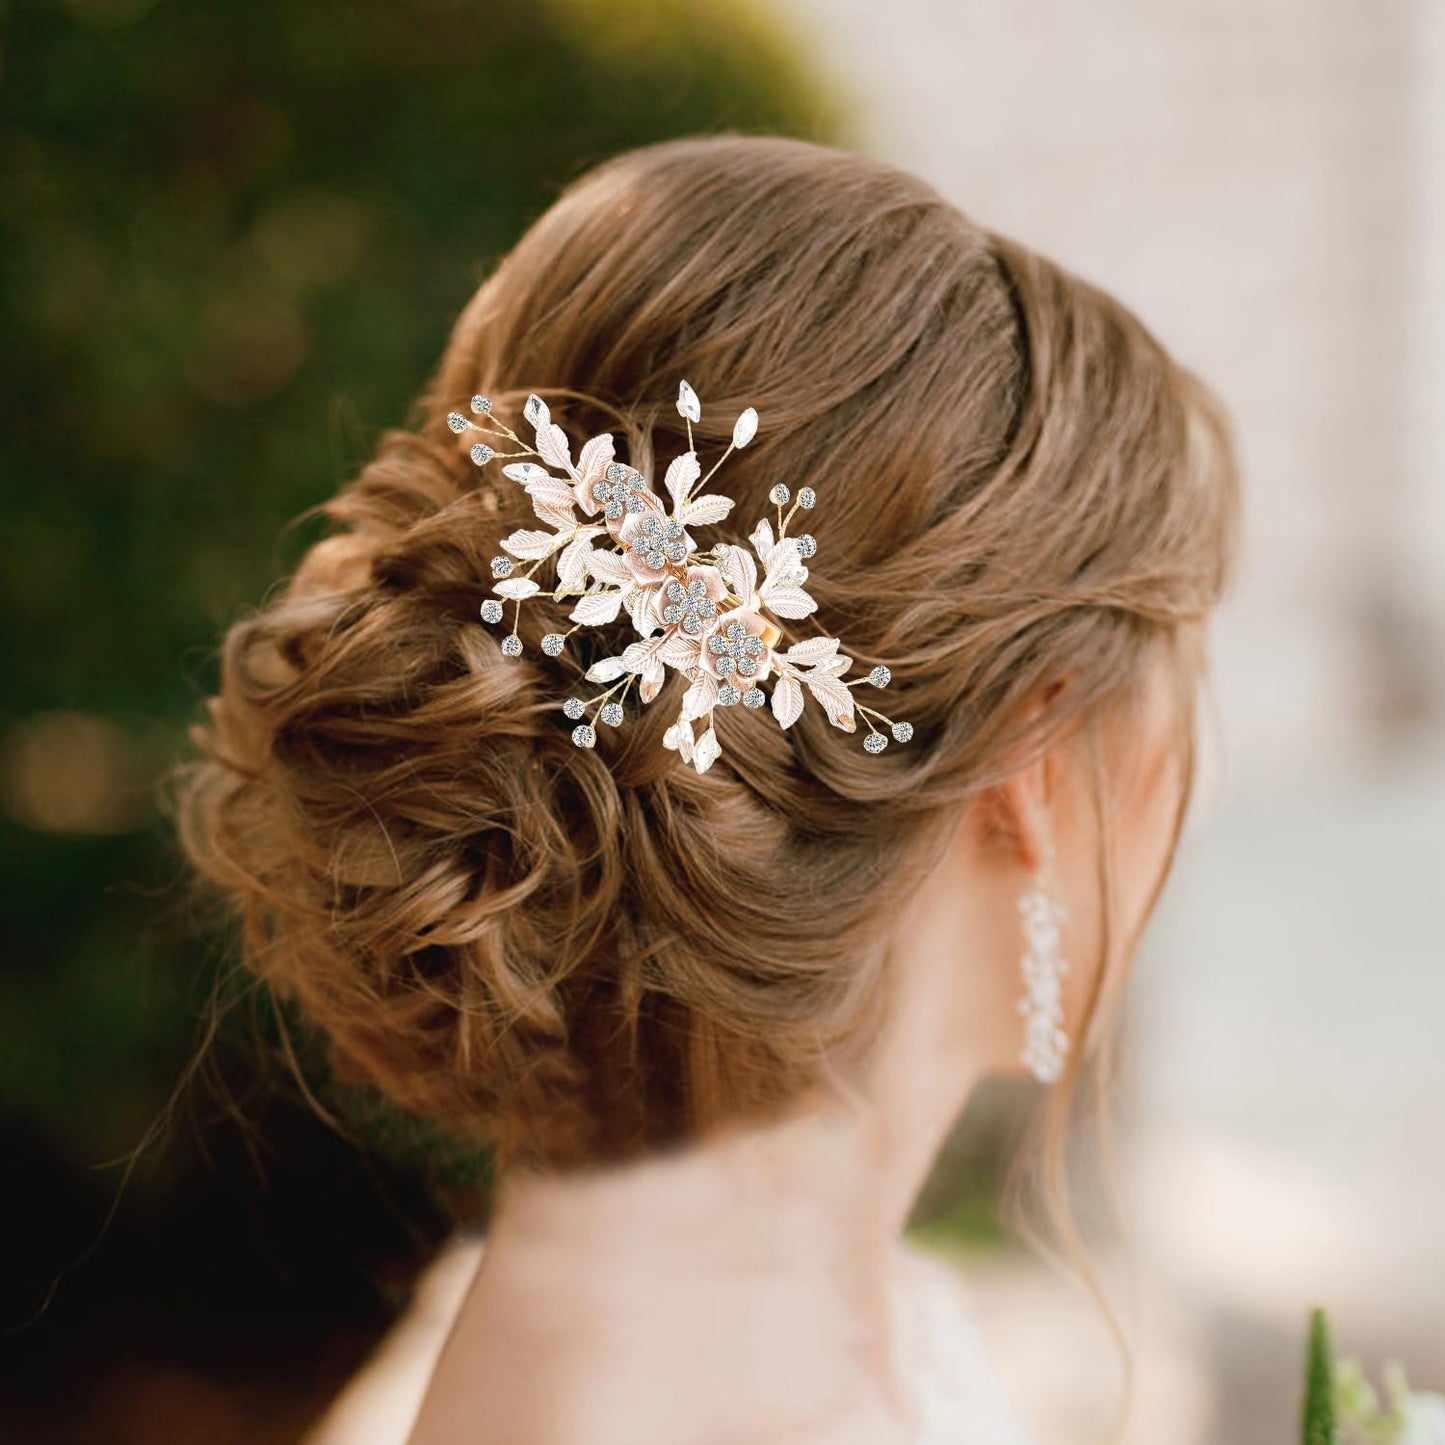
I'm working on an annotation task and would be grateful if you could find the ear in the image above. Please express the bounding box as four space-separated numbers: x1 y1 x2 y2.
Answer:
974 680 1070 873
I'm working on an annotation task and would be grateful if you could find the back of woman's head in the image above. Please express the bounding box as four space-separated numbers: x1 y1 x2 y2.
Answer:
178 135 1238 1170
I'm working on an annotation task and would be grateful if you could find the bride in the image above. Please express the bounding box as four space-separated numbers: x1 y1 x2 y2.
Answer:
178 135 1238 1444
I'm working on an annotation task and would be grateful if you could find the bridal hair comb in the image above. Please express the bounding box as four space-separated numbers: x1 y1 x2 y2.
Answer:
448 381 912 774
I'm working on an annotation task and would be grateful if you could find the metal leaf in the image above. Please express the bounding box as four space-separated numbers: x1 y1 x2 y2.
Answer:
536 422 573 473
680 493 734 526
569 590 624 625
785 637 839 664
805 672 855 731
664 451 700 514
501 528 557 560
762 584 816 619
771 674 804 729
576 433 616 483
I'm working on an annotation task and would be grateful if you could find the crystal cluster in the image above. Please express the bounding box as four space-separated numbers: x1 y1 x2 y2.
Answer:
451 382 912 772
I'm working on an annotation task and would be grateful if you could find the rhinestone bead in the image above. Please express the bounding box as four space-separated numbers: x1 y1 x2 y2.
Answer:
446 412 468 433
501 634 522 658
541 633 566 657
490 555 513 578
599 701 624 727
769 483 790 506
868 665 891 688
863 732 888 754
470 395 492 415
605 462 627 482
796 533 817 558
797 487 816 509
479 599 503 624
470 442 494 465
524 394 547 426
891 721 914 743
717 684 741 707
571 724 596 749
742 687 765 709
563 697 586 720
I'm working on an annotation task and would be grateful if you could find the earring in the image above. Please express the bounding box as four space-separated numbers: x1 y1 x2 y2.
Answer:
1017 877 1069 1084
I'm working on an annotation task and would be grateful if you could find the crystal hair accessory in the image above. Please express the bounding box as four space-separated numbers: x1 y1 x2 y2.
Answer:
448 382 912 774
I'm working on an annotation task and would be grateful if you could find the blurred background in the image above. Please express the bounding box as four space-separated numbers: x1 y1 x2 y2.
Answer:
1 1 1440 1442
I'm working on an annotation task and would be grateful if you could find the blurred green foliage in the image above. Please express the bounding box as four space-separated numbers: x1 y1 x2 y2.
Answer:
0 0 841 1172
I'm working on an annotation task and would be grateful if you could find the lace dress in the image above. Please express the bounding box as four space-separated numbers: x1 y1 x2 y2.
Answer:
309 1235 1036 1445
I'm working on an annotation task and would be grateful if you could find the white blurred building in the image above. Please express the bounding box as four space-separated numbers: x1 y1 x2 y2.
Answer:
775 1 1445 1439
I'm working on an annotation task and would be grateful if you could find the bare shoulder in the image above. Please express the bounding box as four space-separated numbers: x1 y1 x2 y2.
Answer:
306 1234 485 1445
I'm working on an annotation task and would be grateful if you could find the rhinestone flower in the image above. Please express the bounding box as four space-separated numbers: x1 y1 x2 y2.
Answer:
594 463 648 520
663 576 719 635
630 514 689 569
707 617 766 678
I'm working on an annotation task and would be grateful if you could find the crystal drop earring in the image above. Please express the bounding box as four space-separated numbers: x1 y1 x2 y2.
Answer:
1017 866 1069 1084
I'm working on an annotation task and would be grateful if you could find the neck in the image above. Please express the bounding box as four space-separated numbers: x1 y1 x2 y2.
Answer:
407 916 988 1445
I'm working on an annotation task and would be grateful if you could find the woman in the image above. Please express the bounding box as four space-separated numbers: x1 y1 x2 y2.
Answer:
179 135 1239 1443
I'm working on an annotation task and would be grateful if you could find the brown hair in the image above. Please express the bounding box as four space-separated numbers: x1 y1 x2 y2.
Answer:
177 135 1238 1174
